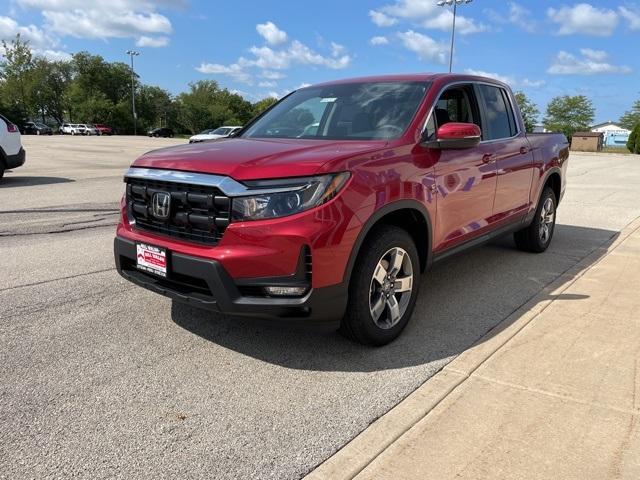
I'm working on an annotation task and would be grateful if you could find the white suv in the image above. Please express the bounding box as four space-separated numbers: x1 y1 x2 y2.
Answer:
0 113 25 181
61 123 85 135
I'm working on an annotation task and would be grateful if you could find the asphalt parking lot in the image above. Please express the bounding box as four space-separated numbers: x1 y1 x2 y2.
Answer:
2 136 640 480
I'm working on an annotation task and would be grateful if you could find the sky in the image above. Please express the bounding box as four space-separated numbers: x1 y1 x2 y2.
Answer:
1 0 639 124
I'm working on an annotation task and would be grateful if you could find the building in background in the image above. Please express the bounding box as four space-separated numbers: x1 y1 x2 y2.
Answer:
591 121 631 148
572 131 604 152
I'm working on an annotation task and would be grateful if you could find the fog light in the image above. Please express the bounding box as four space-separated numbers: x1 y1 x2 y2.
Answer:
264 286 308 297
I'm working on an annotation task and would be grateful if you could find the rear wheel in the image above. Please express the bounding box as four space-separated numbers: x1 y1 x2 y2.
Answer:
514 187 557 253
0 165 4 181
340 226 420 346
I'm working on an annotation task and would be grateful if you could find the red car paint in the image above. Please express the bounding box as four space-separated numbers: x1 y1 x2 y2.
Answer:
115 73 569 321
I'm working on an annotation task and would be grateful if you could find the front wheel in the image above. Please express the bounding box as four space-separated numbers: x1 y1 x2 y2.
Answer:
340 226 420 346
514 187 557 253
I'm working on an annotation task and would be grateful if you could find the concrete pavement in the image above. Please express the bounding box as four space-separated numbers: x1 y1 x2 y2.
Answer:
307 217 640 480
2 138 640 479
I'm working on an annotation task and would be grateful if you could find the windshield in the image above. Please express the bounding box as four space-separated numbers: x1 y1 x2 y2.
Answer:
242 81 430 141
212 127 232 135
198 129 213 135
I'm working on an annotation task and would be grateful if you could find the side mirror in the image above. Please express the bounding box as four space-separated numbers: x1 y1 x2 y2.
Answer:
424 122 481 150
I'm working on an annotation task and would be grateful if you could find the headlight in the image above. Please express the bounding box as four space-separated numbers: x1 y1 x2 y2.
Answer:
231 172 350 221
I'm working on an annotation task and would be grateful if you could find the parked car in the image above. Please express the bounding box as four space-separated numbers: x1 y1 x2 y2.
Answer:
0 113 26 181
189 126 242 143
94 124 114 135
114 73 569 345
21 121 53 135
83 124 99 135
148 127 174 138
60 123 85 135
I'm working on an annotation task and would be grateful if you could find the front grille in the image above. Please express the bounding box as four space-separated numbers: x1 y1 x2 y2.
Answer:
126 177 231 245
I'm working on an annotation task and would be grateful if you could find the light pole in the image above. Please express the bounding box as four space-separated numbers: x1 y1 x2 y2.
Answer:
126 50 140 135
437 0 473 73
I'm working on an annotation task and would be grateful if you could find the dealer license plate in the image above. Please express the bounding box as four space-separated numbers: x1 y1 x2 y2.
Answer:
136 243 167 278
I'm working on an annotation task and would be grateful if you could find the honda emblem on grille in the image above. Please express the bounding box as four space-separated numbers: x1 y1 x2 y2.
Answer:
151 192 171 220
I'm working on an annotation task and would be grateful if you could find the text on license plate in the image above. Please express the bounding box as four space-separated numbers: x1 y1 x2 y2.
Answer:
136 243 167 277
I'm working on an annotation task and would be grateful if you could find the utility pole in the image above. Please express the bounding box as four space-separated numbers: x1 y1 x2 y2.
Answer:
437 0 474 73
126 50 140 135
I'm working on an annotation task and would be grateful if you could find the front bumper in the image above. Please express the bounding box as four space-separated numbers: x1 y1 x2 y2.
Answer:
114 236 347 329
5 148 26 169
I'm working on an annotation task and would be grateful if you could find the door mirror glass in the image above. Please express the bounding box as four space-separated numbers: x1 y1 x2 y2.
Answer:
424 122 481 149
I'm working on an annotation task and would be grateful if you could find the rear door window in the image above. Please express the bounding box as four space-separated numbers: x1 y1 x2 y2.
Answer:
478 85 517 140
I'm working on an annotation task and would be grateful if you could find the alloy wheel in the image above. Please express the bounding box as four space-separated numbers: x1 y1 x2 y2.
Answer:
369 247 414 329
539 197 555 244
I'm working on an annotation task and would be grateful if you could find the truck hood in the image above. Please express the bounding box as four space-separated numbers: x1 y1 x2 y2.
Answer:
132 137 387 180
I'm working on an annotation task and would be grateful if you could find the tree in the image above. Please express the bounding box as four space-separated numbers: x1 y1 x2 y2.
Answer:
628 124 640 154
253 97 278 117
0 34 35 121
620 100 640 131
30 58 73 124
543 95 595 140
137 85 175 131
514 91 539 133
175 80 255 133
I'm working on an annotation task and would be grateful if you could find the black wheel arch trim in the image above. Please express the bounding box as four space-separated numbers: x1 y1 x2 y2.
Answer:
526 167 562 225
343 199 433 285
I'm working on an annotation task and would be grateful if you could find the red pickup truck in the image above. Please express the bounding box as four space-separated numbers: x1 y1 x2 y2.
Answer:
114 74 569 345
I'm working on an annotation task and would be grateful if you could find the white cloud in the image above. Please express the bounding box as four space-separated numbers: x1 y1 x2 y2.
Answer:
463 69 545 89
547 3 619 37
397 30 448 64
258 80 277 88
370 36 389 46
521 78 546 88
196 61 252 83
0 16 74 59
36 49 72 61
619 6 640 30
297 82 311 89
547 49 632 75
464 69 515 85
369 10 397 27
14 0 174 46
136 35 169 47
508 2 537 33
197 24 350 84
246 41 350 71
42 10 171 39
330 42 345 57
0 15 50 48
256 21 287 46
371 0 487 35
261 70 285 80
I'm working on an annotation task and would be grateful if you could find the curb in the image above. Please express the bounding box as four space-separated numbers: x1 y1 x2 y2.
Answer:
304 216 640 480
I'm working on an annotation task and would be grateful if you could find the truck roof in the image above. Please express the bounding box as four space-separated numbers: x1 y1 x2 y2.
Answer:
308 73 510 89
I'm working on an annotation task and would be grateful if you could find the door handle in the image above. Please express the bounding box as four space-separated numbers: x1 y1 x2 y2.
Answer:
520 146 528 155
482 154 495 164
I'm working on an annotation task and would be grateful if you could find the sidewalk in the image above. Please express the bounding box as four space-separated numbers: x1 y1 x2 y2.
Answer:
307 219 640 480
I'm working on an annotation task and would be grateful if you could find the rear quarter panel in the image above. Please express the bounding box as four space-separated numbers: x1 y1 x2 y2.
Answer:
526 133 570 211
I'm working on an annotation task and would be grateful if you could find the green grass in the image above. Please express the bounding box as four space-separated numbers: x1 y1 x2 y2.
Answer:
602 147 632 154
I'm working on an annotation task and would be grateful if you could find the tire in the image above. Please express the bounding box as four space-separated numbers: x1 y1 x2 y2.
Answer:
514 187 557 253
0 165 4 181
340 226 421 346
